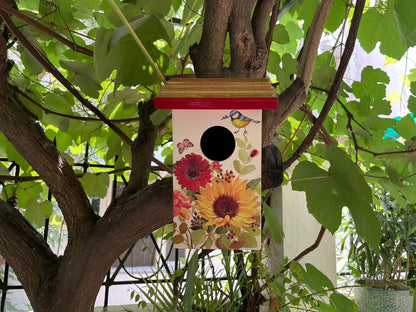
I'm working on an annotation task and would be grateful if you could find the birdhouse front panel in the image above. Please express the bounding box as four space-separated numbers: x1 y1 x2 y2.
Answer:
154 78 278 250
172 109 262 250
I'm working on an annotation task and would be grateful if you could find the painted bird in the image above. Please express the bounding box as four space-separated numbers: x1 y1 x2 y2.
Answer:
222 110 261 134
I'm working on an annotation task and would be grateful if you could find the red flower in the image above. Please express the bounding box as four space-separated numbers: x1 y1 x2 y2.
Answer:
173 190 192 219
175 153 211 191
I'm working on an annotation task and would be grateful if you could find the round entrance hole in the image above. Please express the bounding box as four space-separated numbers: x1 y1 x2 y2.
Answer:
200 126 235 161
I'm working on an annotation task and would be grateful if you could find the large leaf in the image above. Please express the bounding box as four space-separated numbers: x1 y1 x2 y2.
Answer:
394 114 416 140
25 199 53 228
263 203 284 244
94 15 171 87
358 6 407 60
292 147 381 250
292 161 343 233
79 172 110 198
60 61 102 98
303 263 334 292
394 0 416 47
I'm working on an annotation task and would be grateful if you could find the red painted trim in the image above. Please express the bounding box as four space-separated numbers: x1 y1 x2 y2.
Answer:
154 97 278 110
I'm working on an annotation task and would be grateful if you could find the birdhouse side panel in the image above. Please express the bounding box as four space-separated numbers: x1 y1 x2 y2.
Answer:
172 109 262 250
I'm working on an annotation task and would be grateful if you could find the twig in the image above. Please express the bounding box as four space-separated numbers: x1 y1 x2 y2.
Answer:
284 0 366 170
0 1 93 56
0 11 134 146
12 85 141 123
107 0 166 84
279 226 326 276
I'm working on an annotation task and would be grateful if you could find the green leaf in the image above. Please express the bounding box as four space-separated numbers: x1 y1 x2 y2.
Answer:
312 65 336 90
238 232 257 249
60 61 102 98
292 161 343 233
394 114 416 140
235 138 246 148
263 203 284 244
326 0 347 32
94 15 171 87
292 147 381 250
183 252 198 311
329 292 358 312
25 199 53 228
326 147 380 250
394 0 416 47
136 0 173 17
150 109 171 126
272 24 289 44
358 6 407 60
303 263 334 292
191 229 205 246
0 162 9 175
276 53 297 91
352 66 389 99
241 165 256 175
233 160 243 174
408 96 416 114
239 149 249 163
79 172 110 198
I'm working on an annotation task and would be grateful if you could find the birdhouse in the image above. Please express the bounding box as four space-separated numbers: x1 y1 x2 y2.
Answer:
155 78 277 250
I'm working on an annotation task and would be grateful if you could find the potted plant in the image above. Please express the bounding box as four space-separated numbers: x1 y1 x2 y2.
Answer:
347 192 416 312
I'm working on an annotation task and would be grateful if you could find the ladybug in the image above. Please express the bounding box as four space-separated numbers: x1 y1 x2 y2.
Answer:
250 149 259 158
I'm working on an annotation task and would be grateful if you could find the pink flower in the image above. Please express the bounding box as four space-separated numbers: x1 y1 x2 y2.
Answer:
173 190 192 219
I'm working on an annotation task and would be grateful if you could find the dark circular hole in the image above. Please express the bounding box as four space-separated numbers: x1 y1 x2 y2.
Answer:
200 126 235 161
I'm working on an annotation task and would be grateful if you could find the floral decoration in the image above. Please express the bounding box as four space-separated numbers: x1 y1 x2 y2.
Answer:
173 135 261 250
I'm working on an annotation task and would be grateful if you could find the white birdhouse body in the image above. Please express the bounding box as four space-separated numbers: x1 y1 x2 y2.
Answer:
155 79 277 250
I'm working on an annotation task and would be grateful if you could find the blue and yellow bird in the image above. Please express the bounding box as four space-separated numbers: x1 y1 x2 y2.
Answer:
222 110 261 134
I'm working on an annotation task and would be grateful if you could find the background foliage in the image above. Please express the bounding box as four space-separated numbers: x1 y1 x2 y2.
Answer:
0 0 416 310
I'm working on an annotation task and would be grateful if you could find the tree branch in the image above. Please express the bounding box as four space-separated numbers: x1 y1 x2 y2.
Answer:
0 11 133 146
252 0 276 50
0 199 58 311
0 1 93 57
189 0 233 77
123 99 159 194
265 0 281 51
262 0 334 145
297 0 334 91
0 33 95 238
283 0 366 170
46 178 173 311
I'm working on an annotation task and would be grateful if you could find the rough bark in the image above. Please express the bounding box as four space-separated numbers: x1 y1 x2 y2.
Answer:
190 0 278 78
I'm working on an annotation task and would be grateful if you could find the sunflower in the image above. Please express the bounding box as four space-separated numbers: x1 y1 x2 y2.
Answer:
195 177 260 228
175 153 212 191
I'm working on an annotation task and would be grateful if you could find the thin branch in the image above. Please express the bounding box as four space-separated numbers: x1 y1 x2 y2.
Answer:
279 225 326 275
0 1 93 56
13 85 141 123
283 0 366 170
299 105 332 147
107 0 166 83
297 0 335 91
265 0 281 51
0 11 133 146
